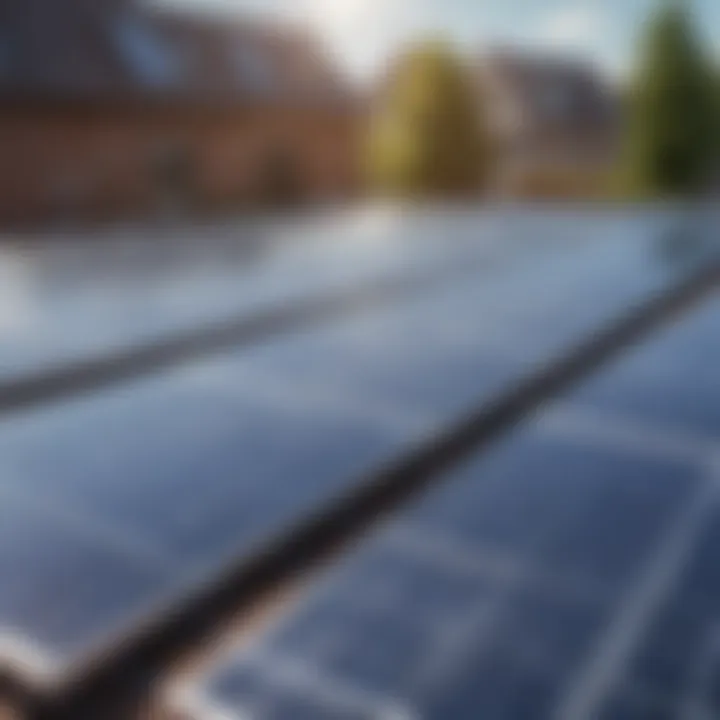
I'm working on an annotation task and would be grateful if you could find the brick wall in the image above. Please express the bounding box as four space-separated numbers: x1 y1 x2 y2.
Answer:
0 102 361 225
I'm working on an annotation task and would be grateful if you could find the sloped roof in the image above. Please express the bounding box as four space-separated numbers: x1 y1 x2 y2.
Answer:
0 0 134 95
0 0 353 107
478 49 619 137
147 8 349 103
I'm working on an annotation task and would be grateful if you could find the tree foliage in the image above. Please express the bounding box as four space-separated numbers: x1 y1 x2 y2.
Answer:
622 0 718 197
367 40 491 199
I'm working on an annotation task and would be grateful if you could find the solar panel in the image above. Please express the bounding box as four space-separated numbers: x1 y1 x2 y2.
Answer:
176 288 720 720
572 294 720 438
0 209 674 386
0 212 698 686
231 226 690 424
0 210 523 383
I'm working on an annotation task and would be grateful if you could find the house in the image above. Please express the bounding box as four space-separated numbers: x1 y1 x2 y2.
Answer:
0 0 360 225
477 50 620 198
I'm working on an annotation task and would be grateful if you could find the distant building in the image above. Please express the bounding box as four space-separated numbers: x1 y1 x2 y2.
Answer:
0 0 360 225
476 50 620 198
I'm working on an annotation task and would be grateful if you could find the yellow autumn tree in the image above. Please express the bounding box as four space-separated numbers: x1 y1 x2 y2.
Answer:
367 40 491 199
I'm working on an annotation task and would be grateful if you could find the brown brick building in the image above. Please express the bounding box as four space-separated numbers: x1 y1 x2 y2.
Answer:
0 0 360 225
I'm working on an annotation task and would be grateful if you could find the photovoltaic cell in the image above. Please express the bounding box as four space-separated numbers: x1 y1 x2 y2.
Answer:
596 507 720 718
573 294 720 439
0 212 708 680
182 290 720 720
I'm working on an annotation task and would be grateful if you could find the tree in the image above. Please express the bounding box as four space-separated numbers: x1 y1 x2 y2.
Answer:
621 0 718 197
367 40 491 199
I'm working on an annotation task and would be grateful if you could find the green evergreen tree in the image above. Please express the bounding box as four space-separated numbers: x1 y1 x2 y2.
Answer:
622 0 718 196
367 40 491 198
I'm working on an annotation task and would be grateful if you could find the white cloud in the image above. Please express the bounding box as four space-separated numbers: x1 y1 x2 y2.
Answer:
302 0 380 30
536 3 602 50
297 0 430 80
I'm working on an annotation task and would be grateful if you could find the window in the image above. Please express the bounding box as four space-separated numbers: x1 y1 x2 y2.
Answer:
113 16 180 88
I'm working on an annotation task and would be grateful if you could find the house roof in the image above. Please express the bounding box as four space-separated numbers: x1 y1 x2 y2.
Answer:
478 49 619 139
0 0 353 108
0 0 133 95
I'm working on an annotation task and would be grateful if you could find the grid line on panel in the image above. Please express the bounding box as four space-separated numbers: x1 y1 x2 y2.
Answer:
183 695 241 720
616 645 720 720
385 525 527 586
540 402 718 468
253 649 416 719
221 366 432 438
680 622 720 719
383 525 616 703
0 484 175 574
603 669 720 720
405 569 516 700
556 469 720 720
389 523 616 605
271 537 512 711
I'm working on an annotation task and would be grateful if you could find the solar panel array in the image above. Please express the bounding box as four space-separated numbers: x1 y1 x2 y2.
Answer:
175 289 720 720
0 210 522 381
0 209 715 720
0 209 682 385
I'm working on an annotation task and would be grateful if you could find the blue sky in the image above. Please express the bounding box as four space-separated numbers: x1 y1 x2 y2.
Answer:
151 0 720 81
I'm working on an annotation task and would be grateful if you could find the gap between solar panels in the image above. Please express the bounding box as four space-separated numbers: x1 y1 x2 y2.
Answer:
0 243 534 418
15 251 720 720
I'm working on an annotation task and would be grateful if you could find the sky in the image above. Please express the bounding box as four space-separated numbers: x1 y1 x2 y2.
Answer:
151 0 720 83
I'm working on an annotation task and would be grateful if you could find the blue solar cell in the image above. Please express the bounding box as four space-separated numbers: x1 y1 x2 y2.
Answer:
677 513 720 610
615 509 720 709
266 696 373 720
597 696 677 720
206 661 268 710
264 545 489 698
573 295 720 438
408 433 697 586
327 615 429 695
421 649 560 720
630 599 705 699
0 375 408 568
0 497 172 660
204 658 380 719
230 318 516 423
537 474 689 586
497 588 610 678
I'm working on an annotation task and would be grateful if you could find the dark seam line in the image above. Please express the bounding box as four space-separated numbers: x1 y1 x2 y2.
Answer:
0 247 533 417
23 261 719 720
